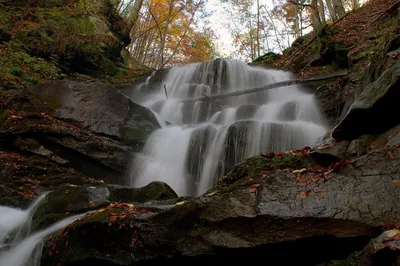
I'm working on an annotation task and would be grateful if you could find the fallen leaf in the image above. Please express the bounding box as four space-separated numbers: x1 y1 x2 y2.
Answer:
206 191 218 197
293 168 307 174
393 180 400 185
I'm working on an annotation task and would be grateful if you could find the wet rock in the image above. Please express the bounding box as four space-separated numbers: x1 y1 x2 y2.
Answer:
310 141 348 166
26 80 160 148
347 139 367 158
223 121 252 172
185 125 217 194
333 51 400 141
32 184 110 231
107 181 178 203
0 80 161 205
12 137 68 164
42 147 400 265
39 184 110 214
235 104 257 120
0 150 102 208
363 229 400 266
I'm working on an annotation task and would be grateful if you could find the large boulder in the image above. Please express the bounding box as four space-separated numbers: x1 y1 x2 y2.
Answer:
25 80 160 148
31 182 178 231
332 51 400 141
0 81 160 206
107 182 178 203
41 147 400 265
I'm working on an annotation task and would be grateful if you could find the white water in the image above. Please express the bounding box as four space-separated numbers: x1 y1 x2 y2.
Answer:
0 193 48 247
129 59 328 196
0 214 83 266
0 194 83 266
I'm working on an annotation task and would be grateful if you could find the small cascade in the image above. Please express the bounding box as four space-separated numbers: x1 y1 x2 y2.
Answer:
0 194 83 266
0 193 48 247
0 213 83 266
129 59 328 196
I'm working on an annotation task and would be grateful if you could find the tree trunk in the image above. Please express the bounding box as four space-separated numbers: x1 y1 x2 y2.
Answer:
156 0 175 69
311 0 323 33
256 0 260 57
318 0 326 25
325 0 336 21
294 5 301 38
179 71 348 103
127 0 145 32
332 0 346 19
351 0 358 9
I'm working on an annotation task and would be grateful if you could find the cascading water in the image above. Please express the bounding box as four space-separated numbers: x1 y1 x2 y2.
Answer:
0 214 83 266
128 59 328 196
0 193 48 247
0 194 84 266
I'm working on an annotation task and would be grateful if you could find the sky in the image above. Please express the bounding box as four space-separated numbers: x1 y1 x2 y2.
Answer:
203 0 235 56
204 0 280 58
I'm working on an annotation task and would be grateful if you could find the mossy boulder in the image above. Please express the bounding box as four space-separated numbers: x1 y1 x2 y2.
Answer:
31 181 177 232
26 80 160 147
31 184 110 231
214 151 317 191
41 146 400 265
107 182 178 204
0 0 133 90
333 50 400 141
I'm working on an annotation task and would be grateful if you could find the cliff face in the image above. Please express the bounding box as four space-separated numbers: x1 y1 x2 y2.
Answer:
0 0 158 207
0 0 150 90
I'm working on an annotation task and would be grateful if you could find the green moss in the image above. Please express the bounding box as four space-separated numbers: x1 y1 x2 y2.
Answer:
0 9 11 29
120 120 156 148
0 110 9 120
190 223 206 237
32 212 72 232
75 208 124 225
0 43 58 89
210 153 307 191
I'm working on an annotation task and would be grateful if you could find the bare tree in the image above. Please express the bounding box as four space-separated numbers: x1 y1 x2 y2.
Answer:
317 0 326 25
351 0 359 10
324 0 337 21
127 0 145 31
332 0 346 18
311 0 323 33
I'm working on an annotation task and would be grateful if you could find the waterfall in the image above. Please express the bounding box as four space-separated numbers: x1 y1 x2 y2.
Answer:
0 193 48 247
128 59 328 196
0 213 83 266
0 194 83 266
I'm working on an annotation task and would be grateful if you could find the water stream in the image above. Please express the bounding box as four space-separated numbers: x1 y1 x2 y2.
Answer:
128 59 328 196
0 195 83 266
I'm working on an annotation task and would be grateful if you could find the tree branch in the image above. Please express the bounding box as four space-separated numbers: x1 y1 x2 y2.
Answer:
179 71 348 103
287 1 311 7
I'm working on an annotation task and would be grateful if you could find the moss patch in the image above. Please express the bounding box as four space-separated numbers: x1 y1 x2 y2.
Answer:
211 152 315 192
0 0 135 90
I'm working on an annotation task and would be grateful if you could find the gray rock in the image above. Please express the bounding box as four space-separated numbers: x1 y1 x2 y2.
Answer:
107 181 178 203
346 139 367 158
26 80 160 148
41 147 400 265
333 51 400 141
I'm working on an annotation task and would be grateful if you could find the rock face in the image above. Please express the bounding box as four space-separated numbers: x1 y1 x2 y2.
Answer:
41 147 400 265
107 182 178 204
27 80 160 149
0 80 159 206
31 181 177 232
333 51 400 141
